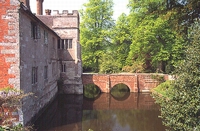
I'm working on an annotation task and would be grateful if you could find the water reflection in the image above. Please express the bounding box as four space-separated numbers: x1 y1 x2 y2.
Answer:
34 93 166 131
84 84 101 99
82 109 163 131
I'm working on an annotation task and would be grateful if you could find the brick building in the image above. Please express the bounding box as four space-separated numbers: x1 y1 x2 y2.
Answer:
0 0 82 125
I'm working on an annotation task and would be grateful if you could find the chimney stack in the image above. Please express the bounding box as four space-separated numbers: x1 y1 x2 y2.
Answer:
21 0 30 10
36 0 44 15
45 9 51 15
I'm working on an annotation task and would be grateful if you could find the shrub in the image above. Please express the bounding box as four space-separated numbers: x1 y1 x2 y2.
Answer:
153 21 200 131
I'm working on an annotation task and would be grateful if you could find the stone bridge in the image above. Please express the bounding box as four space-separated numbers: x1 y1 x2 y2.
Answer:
82 73 168 93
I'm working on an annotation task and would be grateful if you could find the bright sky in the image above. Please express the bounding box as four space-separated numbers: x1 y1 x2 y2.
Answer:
30 0 129 20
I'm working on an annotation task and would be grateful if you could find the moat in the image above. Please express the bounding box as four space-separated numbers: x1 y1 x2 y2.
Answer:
34 92 166 131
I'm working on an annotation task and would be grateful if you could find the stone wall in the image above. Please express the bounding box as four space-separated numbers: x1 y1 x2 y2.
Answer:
19 7 59 124
51 10 83 94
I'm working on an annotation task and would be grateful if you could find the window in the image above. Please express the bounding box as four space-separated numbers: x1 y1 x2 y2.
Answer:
52 62 56 76
32 67 38 84
31 22 41 39
57 39 73 49
61 39 65 49
61 63 66 72
53 37 55 49
66 39 72 49
57 39 64 49
44 30 48 44
44 66 48 80
57 39 61 49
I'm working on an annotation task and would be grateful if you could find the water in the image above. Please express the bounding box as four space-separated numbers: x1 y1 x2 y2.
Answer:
34 93 166 131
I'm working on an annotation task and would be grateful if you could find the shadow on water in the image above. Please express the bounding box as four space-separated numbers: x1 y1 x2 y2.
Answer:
34 91 166 131
34 94 83 131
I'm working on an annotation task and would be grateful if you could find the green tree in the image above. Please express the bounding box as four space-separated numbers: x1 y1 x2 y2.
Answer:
162 0 200 35
99 13 132 73
126 0 185 73
99 52 121 73
109 13 132 70
80 0 114 72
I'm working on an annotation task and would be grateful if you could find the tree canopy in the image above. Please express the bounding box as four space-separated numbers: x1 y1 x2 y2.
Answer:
80 0 114 72
80 0 199 73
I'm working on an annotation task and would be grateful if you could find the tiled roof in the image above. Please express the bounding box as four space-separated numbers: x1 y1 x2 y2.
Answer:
36 15 54 29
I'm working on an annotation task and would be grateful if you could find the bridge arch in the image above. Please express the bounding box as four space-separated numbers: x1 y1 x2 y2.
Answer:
110 82 131 92
109 75 138 92
110 83 130 101
82 74 109 92
83 83 102 100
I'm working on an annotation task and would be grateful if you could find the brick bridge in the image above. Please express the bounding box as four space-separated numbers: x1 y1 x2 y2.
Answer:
82 73 168 93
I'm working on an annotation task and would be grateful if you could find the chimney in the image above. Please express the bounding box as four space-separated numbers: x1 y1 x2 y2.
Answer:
21 0 30 10
45 9 51 15
36 0 44 15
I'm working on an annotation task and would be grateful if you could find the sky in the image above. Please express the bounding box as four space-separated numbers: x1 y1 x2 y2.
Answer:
30 0 130 20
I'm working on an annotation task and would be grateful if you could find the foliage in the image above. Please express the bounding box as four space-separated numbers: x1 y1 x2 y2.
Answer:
80 0 200 74
150 74 165 83
80 0 114 72
127 0 185 73
0 87 33 130
0 124 33 131
109 13 132 70
122 60 144 73
153 21 200 131
99 52 121 74
0 87 32 107
152 80 174 98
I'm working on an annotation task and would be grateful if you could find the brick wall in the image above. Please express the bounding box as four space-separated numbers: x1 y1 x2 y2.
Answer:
0 0 20 89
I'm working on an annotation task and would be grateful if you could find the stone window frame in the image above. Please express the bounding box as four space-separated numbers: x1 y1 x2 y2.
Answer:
61 63 66 72
44 30 48 44
44 66 48 80
57 39 62 49
65 39 73 49
32 67 38 85
52 62 57 76
53 37 56 49
57 39 73 49
31 22 41 39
